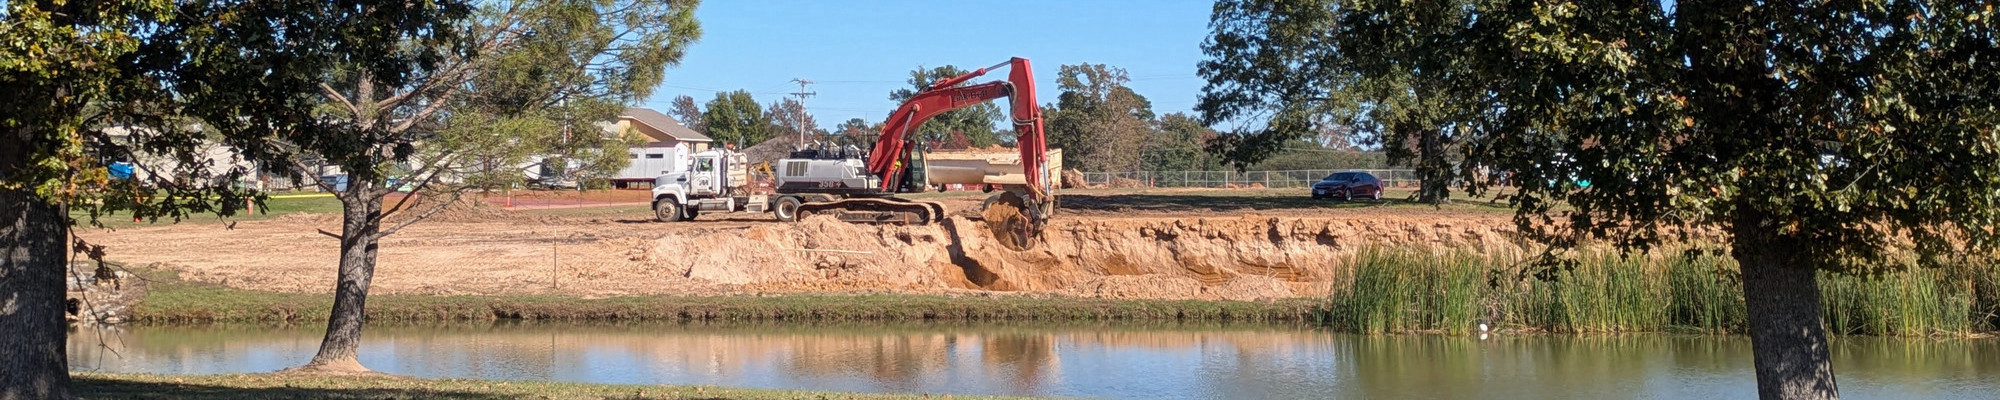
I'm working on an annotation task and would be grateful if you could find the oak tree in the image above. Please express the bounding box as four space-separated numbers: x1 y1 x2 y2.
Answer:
1201 0 2000 398
1047 63 1157 172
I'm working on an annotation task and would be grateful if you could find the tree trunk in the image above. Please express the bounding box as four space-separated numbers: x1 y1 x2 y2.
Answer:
0 187 75 400
1416 128 1450 204
1733 221 1840 400
301 182 385 373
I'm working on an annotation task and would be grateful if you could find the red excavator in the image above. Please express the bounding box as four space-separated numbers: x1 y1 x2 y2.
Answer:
761 57 1054 245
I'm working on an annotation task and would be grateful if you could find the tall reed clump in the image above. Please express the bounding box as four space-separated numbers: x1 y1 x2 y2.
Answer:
1503 251 1666 333
1324 248 1482 334
1322 246 2000 336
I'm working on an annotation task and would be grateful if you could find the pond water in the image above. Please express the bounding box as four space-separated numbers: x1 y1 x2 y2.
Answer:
69 322 2000 399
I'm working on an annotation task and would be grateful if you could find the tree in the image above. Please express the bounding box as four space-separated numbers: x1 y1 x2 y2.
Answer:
1047 63 1156 172
765 97 825 144
1144 113 1224 172
831 117 880 148
1202 0 2000 398
668 94 705 134
1199 0 1480 204
703 90 766 149
889 65 1003 147
0 1 294 396
1 0 344 394
178 0 701 373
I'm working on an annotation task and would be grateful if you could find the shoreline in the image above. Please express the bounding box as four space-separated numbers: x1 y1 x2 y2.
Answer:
72 372 1048 400
122 267 1327 324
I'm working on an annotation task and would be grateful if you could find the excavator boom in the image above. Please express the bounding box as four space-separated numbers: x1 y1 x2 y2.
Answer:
868 58 1049 200
866 57 1052 247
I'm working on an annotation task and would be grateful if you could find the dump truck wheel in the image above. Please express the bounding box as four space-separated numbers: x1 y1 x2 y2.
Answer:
654 200 683 222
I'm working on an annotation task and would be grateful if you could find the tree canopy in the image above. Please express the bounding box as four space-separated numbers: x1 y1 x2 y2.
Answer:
766 97 825 144
889 65 1003 148
1047 63 1157 172
1199 0 2000 397
668 94 705 134
703 89 767 149
1200 0 1480 202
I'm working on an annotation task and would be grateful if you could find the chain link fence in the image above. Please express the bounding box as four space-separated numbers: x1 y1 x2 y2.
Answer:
1079 169 1419 189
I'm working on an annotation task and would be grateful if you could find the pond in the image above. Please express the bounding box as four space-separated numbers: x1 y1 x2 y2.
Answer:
69 322 2000 399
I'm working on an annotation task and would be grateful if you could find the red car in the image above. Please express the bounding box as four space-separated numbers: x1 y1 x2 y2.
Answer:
1311 171 1382 201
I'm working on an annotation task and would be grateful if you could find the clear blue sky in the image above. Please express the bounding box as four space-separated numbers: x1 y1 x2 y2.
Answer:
639 0 1216 127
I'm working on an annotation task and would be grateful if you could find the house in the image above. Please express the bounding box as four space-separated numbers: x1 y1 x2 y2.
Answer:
607 107 713 187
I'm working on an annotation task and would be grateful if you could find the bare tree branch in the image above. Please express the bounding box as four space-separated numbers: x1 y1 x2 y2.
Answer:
389 89 460 134
287 157 341 196
316 228 341 239
377 189 465 237
321 83 361 119
375 150 458 219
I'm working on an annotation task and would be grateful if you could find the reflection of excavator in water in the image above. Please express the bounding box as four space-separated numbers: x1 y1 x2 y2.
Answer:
650 58 1054 247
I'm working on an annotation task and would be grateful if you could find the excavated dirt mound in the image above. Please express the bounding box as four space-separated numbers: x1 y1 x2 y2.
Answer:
1061 170 1088 189
639 213 1523 300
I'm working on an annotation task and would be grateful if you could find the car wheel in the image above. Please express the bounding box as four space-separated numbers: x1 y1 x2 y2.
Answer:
654 200 683 222
1343 188 1353 202
1372 188 1382 201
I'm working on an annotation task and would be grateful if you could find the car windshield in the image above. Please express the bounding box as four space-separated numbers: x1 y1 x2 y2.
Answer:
1324 172 1356 182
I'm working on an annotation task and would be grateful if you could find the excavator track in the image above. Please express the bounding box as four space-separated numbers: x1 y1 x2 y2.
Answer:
795 197 946 225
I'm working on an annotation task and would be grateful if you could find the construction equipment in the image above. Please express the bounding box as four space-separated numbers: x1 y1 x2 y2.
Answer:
651 57 1056 243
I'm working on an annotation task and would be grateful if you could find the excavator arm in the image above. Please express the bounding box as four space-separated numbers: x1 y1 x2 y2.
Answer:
867 58 1049 201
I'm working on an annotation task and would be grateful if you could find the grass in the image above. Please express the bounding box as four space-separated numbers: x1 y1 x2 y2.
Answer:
1321 247 2000 336
72 194 344 229
127 268 1324 324
72 372 1045 400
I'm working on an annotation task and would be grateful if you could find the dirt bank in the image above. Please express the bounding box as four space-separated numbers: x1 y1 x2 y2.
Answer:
78 189 1523 301
646 213 1520 301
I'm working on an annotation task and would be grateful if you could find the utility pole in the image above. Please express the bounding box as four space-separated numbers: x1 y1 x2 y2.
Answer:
790 78 816 144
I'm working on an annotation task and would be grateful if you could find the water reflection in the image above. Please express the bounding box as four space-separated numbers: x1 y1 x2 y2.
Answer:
69 322 2000 400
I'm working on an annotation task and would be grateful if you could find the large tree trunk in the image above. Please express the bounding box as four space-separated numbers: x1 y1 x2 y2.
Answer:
300 182 385 373
1733 220 1839 400
0 187 75 400
1415 127 1450 204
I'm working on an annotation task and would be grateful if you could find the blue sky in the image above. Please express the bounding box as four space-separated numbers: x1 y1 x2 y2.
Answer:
639 0 1216 127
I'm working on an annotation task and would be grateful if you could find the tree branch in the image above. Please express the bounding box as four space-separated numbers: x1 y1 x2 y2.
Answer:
375 150 458 218
316 228 342 239
321 83 361 119
377 189 464 237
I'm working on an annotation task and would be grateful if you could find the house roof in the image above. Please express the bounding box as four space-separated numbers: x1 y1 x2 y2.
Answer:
621 107 711 142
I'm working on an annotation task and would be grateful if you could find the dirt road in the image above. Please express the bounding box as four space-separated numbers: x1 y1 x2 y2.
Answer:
79 189 1521 301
